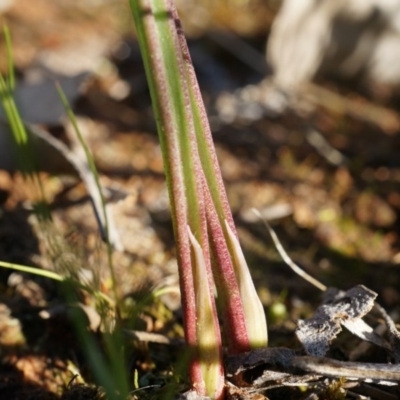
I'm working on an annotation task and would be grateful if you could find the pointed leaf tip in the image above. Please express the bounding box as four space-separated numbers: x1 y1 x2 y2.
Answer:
187 226 225 399
224 220 268 348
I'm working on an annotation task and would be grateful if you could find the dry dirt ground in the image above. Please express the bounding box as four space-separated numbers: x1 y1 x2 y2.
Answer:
0 1 400 399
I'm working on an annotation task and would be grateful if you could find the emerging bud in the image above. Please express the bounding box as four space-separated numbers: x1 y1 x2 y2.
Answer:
188 226 225 400
224 220 268 348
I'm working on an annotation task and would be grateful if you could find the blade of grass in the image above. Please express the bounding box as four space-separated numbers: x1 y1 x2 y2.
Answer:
61 279 128 400
55 83 119 305
3 26 14 91
56 83 132 398
0 26 50 219
0 260 64 281
0 260 115 305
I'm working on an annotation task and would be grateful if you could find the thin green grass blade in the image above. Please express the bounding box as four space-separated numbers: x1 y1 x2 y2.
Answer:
102 329 130 397
0 27 30 161
0 260 63 281
56 83 130 398
0 74 34 168
0 28 50 222
55 83 118 303
0 260 114 305
61 280 126 400
3 25 15 91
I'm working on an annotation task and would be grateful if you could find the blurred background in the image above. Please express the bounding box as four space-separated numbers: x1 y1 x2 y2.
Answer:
0 0 400 393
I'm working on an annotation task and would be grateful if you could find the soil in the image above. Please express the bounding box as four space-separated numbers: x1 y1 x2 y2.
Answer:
0 1 400 399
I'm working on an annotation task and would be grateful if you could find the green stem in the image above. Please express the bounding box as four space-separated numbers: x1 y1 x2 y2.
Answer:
129 1 224 397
